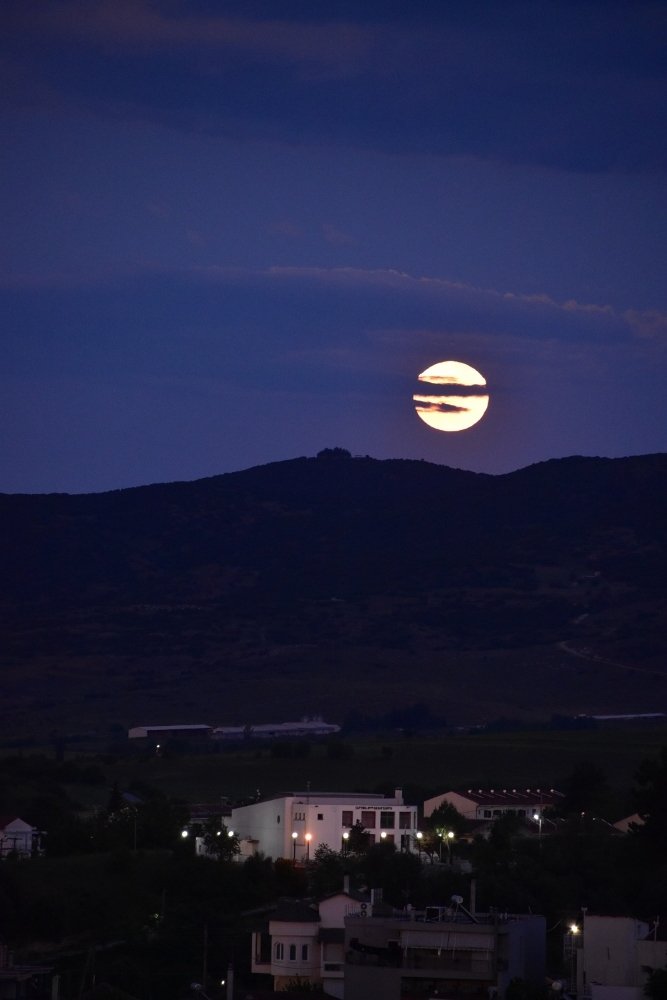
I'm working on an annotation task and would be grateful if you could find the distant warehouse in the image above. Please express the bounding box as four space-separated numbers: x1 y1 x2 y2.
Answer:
128 718 340 742
128 724 213 741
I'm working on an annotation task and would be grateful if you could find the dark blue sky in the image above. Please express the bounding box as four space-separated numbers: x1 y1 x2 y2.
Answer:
2 0 666 493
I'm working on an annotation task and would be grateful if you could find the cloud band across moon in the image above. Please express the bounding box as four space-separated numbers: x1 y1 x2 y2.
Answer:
414 361 489 432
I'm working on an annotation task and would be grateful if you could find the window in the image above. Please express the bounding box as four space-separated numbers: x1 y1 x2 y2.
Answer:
484 810 492 818
275 943 284 960
277 815 281 823
301 944 309 961
517 809 526 817
342 810 353 826
360 810 376 828
399 811 412 829
289 944 296 961
317 813 323 820
380 811 395 829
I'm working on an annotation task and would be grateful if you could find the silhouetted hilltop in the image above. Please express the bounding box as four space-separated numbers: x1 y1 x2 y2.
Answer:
1 452 666 732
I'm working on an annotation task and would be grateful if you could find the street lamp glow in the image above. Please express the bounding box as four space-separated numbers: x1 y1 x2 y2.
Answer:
292 831 298 839
416 831 423 839
380 831 387 840
181 829 189 838
570 923 580 934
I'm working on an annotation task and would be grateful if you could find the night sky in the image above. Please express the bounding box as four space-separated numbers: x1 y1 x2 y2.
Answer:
2 1 666 494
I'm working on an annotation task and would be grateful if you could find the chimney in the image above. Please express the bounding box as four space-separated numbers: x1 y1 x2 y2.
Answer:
395 787 403 804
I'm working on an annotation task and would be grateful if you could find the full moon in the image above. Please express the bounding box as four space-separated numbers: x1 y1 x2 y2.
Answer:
413 360 489 432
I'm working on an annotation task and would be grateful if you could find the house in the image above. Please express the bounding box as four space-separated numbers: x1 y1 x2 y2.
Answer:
231 789 419 861
0 817 41 859
424 787 564 822
344 903 546 1000
251 884 369 997
571 914 667 1000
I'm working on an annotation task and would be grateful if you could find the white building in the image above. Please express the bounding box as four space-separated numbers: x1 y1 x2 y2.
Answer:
231 789 419 861
424 787 564 821
252 888 366 997
0 817 41 858
572 914 667 1000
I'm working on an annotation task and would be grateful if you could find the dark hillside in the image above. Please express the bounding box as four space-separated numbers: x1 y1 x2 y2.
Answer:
1 452 666 735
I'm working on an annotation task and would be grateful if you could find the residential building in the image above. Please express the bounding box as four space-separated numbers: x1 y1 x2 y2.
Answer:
424 788 564 822
0 817 41 859
571 914 667 1000
231 789 418 861
251 887 368 996
344 904 546 1000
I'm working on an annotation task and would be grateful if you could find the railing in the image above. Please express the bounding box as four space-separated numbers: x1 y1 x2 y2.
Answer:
346 950 495 976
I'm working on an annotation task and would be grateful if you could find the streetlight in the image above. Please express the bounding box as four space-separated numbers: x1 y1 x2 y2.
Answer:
445 830 454 862
305 832 312 861
181 829 189 839
292 831 298 860
533 812 543 840
342 831 349 855
568 923 580 992
415 831 423 859
380 831 387 841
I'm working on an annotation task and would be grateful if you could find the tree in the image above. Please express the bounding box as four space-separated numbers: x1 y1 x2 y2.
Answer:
633 747 667 855
645 966 667 1000
560 760 609 816
347 821 371 855
200 818 240 861
309 845 345 897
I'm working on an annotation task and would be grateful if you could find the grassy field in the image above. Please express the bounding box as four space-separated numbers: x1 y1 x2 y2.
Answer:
57 725 667 816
